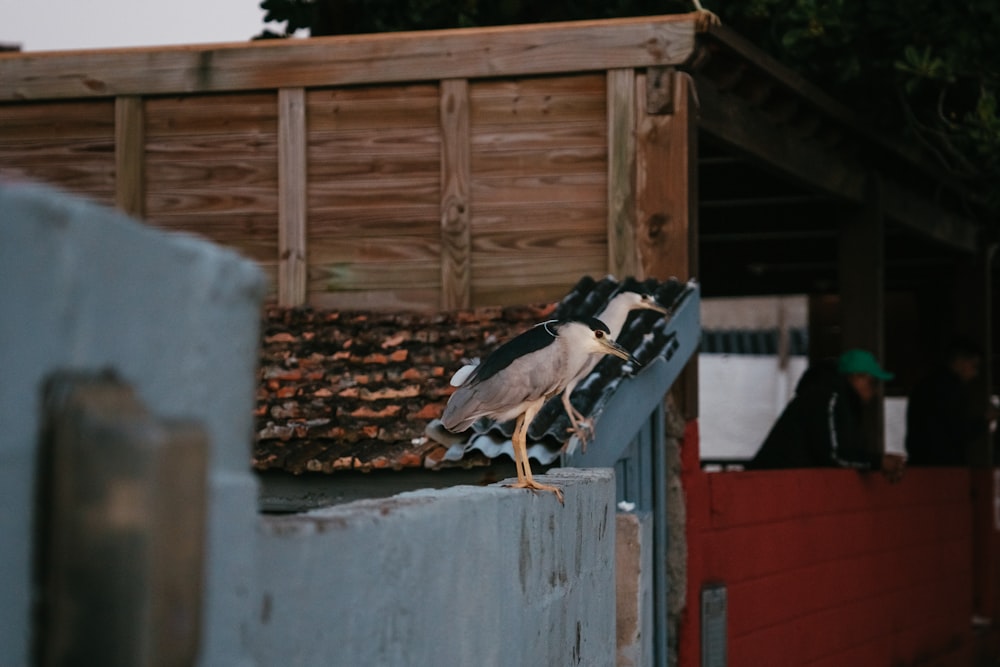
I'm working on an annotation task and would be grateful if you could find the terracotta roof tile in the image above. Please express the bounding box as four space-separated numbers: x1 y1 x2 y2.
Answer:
254 304 554 474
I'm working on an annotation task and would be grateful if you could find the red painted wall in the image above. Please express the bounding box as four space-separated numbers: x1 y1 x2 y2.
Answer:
678 420 992 667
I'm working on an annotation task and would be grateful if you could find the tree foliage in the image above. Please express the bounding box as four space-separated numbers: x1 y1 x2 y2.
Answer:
718 0 1000 213
256 0 1000 213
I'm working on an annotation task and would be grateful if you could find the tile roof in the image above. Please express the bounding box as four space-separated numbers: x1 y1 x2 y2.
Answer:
253 276 697 474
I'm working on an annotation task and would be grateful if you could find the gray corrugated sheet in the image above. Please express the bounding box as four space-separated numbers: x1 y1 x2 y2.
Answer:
425 276 699 465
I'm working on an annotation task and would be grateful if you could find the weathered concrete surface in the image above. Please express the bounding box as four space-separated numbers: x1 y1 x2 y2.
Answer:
616 511 653 667
254 468 617 667
0 182 265 667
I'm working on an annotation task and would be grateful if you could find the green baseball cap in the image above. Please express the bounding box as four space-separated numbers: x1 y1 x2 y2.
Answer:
838 348 894 381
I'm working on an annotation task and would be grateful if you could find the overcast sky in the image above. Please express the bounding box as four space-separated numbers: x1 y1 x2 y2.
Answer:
1 0 269 51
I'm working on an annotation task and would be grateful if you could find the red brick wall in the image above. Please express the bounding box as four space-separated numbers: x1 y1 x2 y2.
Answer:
679 421 981 667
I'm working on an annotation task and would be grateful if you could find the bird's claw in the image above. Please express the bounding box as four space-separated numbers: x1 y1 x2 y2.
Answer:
506 479 564 505
566 418 595 453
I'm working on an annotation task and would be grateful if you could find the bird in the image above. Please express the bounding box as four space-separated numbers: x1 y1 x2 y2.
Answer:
441 317 638 503
559 288 670 450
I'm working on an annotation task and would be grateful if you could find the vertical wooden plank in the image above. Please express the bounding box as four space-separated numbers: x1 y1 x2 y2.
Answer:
635 68 698 281
607 69 638 279
115 96 145 218
278 88 307 307
636 68 699 420
440 79 471 310
838 178 885 453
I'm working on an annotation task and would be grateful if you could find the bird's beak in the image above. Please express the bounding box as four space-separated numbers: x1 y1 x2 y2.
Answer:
600 337 640 366
643 301 670 316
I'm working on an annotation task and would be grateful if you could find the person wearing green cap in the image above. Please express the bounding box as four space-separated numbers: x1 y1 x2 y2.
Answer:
746 348 906 480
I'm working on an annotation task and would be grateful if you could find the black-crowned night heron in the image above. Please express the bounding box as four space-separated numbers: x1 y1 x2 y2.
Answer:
560 289 669 449
441 317 637 503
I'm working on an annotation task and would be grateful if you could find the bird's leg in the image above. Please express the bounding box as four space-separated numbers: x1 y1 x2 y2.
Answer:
511 415 531 484
505 405 564 504
560 385 594 453
562 394 595 453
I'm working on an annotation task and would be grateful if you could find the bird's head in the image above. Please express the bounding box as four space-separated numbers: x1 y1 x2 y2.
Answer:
576 317 639 365
616 290 670 315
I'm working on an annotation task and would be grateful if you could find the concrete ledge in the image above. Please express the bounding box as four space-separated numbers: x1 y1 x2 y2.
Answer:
254 468 616 667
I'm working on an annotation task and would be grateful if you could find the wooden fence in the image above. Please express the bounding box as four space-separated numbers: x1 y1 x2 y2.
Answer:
0 14 702 310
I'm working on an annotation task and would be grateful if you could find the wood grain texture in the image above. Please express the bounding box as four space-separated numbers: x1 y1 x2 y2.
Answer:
606 68 638 279
636 70 699 419
0 15 699 101
305 84 442 307
0 100 116 204
278 88 308 307
114 96 144 217
635 69 697 282
467 74 608 305
439 79 471 310
144 92 279 228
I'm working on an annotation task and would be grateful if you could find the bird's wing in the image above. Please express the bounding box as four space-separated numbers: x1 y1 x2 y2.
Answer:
470 320 558 383
441 349 565 431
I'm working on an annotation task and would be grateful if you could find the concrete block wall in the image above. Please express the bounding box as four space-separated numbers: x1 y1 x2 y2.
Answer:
253 468 617 667
0 182 266 667
680 443 976 667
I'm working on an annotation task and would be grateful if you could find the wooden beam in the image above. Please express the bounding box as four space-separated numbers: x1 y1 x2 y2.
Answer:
839 181 884 355
694 74 868 205
636 70 698 281
880 178 978 252
439 79 471 310
606 68 638 279
114 96 144 218
695 73 981 253
838 179 885 453
278 88 307 307
0 15 699 102
636 69 699 420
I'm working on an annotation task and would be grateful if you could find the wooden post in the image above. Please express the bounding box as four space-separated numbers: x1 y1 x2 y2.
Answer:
636 67 699 420
838 178 885 453
36 372 207 667
607 68 638 279
439 78 472 310
115 96 145 218
278 88 308 307
635 68 698 282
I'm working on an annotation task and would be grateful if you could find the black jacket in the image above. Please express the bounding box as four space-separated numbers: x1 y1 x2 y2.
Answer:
747 361 878 470
905 366 983 466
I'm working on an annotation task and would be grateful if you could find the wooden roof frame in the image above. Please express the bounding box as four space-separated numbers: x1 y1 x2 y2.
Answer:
687 25 983 253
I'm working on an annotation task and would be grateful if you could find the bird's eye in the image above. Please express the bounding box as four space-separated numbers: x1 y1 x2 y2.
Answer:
595 330 605 339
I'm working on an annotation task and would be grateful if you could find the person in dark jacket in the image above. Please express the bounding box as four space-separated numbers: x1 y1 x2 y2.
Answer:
747 348 905 480
905 338 996 465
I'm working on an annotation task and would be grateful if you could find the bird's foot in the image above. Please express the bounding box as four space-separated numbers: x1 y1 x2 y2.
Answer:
565 417 595 453
506 479 564 505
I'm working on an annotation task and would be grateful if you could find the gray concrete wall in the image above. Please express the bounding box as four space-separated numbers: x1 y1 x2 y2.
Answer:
254 468 617 667
0 182 266 667
2 183 620 667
